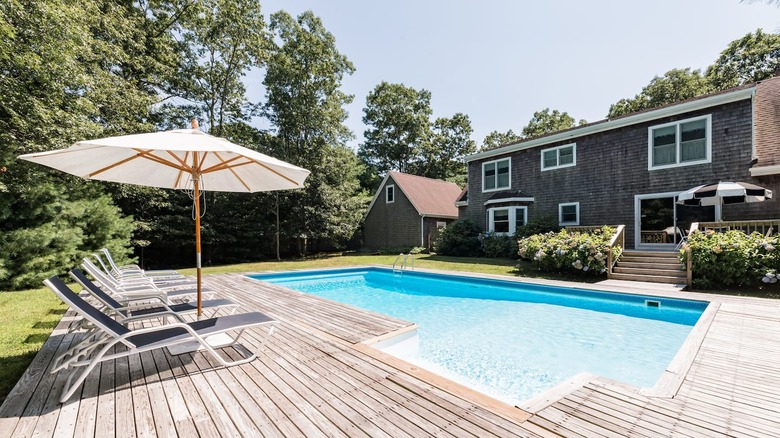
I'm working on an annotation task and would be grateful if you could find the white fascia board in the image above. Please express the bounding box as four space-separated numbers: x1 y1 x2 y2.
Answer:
750 165 780 176
363 173 392 220
483 197 534 206
454 201 468 207
466 88 755 163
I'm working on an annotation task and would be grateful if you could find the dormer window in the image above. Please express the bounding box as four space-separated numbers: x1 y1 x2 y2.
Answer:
386 184 394 203
482 158 510 192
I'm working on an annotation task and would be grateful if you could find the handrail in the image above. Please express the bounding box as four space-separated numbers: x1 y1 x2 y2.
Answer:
606 225 625 278
393 253 415 273
685 243 692 289
695 219 780 235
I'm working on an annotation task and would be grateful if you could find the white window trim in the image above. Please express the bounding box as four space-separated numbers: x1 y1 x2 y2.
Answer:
487 206 527 235
559 202 580 226
436 221 447 228
541 143 577 171
385 184 394 203
481 157 511 193
647 114 712 171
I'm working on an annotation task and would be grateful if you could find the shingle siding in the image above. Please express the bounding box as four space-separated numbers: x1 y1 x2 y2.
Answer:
364 179 421 249
466 98 780 248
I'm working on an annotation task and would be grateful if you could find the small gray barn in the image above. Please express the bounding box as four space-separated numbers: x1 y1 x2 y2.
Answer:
364 171 462 250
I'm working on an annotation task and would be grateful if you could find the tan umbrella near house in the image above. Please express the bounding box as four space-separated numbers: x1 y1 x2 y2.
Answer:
19 120 310 315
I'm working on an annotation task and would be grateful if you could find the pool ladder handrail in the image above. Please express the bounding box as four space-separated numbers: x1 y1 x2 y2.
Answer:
392 253 415 273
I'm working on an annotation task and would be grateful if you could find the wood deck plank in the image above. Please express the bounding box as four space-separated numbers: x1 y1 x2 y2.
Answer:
5 271 780 438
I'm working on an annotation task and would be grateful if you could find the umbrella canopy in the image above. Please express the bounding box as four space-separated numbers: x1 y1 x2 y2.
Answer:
19 121 310 315
677 181 772 206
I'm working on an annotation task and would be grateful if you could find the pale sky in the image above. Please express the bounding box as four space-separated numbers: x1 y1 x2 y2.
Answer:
252 0 780 149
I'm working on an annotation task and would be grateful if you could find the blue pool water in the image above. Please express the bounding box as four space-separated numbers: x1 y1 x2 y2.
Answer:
250 268 707 405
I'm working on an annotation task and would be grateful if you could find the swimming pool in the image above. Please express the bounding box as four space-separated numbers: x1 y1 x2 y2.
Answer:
250 268 707 405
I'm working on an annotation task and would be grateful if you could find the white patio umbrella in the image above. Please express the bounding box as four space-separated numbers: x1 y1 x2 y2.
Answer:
677 181 772 222
19 120 310 315
677 181 772 207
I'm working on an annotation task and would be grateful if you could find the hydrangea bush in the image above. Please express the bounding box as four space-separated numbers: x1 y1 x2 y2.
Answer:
681 229 780 288
517 226 621 275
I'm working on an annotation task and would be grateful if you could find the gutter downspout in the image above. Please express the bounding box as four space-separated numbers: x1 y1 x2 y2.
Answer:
751 87 757 161
420 215 425 247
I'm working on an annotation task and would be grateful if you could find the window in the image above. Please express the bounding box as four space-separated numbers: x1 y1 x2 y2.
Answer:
541 143 576 171
436 221 447 228
487 207 527 234
559 202 580 226
386 184 394 203
482 158 510 192
648 115 711 170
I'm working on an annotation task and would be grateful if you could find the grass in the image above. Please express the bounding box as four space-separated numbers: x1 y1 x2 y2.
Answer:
0 286 68 405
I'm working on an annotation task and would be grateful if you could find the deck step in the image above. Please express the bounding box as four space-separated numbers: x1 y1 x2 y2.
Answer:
612 267 686 277
613 250 685 284
616 261 682 270
609 272 686 284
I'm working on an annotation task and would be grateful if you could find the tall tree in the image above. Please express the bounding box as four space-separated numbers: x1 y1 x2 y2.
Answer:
482 130 521 150
607 68 710 118
177 0 268 133
0 0 158 288
706 29 780 90
264 10 367 253
521 108 585 138
359 82 433 174
413 113 476 184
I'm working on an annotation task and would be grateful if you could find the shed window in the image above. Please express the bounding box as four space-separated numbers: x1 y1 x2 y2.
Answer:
386 185 394 203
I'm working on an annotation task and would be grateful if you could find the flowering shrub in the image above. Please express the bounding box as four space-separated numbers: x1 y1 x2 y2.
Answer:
517 226 621 275
680 229 780 288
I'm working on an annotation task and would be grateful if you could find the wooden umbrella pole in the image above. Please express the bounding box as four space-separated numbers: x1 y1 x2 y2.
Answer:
194 172 203 317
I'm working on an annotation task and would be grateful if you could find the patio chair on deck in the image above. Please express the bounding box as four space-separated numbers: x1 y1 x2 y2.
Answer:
44 275 276 403
99 247 182 279
69 269 237 322
92 252 192 287
81 258 215 304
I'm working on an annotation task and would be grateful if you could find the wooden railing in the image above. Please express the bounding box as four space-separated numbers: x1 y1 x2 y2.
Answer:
606 225 625 279
689 219 779 236
565 225 625 278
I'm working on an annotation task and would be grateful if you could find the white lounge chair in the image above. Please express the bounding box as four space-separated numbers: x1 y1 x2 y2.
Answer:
70 269 237 322
44 275 276 403
81 258 213 304
99 247 182 278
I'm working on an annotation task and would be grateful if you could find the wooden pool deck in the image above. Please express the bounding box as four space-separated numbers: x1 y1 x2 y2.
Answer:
2 269 780 437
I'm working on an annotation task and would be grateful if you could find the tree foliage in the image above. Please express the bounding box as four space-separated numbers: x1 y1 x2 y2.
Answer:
521 108 585 138
359 82 432 175
177 0 268 132
607 68 710 118
412 113 476 184
481 130 521 150
608 29 780 118
706 29 780 90
0 0 155 289
263 11 367 253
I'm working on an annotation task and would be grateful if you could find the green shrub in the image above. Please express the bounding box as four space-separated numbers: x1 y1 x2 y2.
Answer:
434 219 482 257
517 226 620 275
516 215 561 238
480 232 518 258
681 230 780 288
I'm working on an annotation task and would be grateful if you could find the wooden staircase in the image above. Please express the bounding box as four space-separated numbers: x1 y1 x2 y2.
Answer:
610 250 686 284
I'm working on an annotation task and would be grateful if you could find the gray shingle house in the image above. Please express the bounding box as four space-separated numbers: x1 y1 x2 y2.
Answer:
461 77 780 250
364 172 462 250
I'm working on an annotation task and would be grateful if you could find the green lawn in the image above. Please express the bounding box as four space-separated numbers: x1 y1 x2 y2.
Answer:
0 286 69 405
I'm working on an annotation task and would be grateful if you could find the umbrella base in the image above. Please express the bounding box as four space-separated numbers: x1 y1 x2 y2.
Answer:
166 333 234 355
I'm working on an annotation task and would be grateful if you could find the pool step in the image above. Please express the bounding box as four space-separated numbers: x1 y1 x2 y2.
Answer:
611 250 685 284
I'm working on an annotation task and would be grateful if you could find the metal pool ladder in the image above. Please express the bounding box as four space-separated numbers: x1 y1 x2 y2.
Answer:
392 253 415 274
